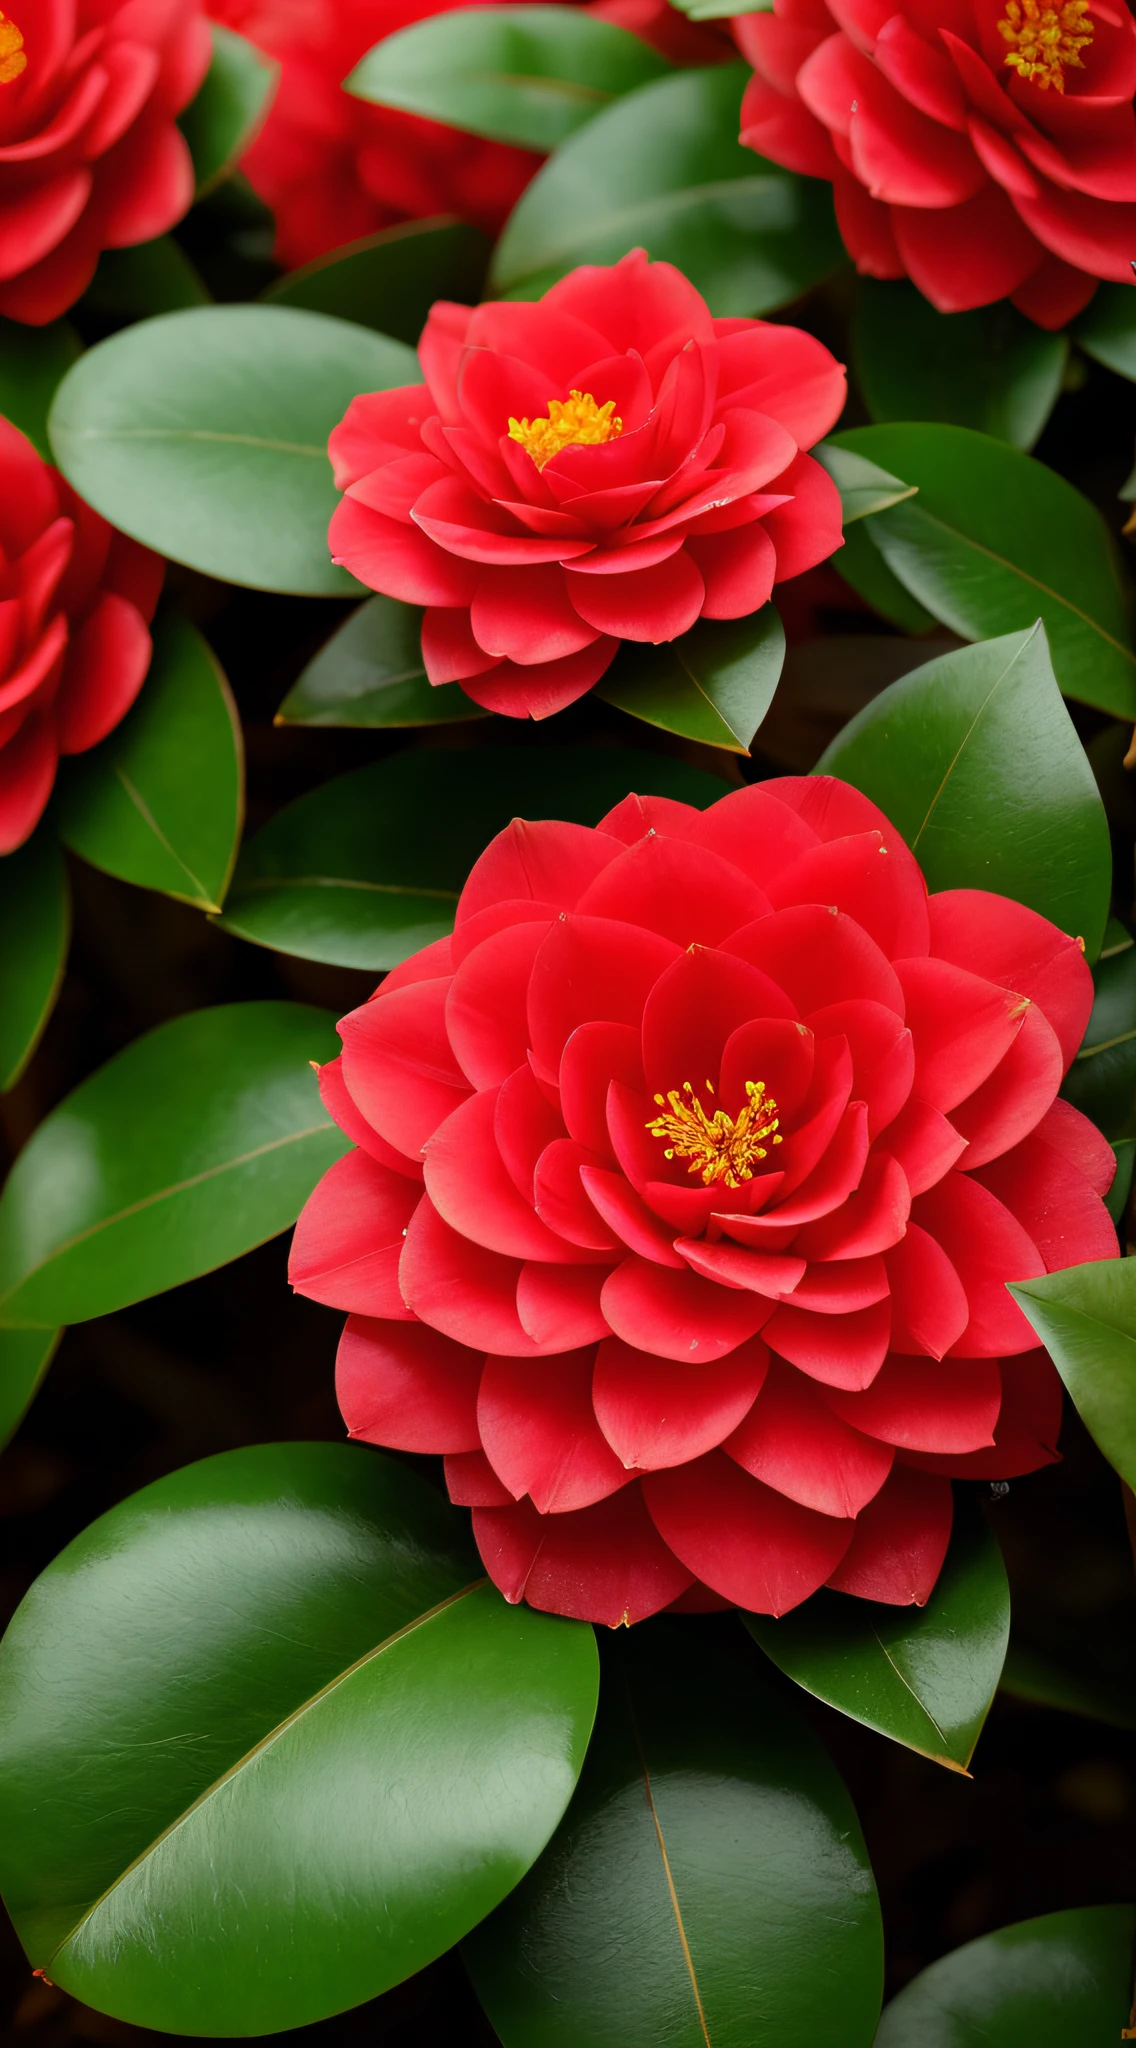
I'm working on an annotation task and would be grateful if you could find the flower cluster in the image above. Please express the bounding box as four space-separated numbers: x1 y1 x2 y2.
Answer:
291 775 1115 1626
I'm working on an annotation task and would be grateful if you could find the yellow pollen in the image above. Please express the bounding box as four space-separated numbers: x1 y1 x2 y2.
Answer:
507 390 623 470
0 9 26 82
646 1078 783 1190
998 0 1092 91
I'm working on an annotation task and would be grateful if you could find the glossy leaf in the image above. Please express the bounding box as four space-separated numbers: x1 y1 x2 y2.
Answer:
745 1502 1009 1771
0 831 69 1094
349 6 671 150
834 520 938 635
816 442 918 523
1108 1139 1135 1231
1062 941 1136 1140
0 1442 598 2036
596 604 785 751
490 66 845 313
826 425 1136 718
855 282 1066 451
265 218 489 345
0 1002 348 1328
1011 1259 1136 1493
0 317 79 460
85 237 210 317
215 744 725 969
465 1623 882 2048
0 1327 61 1457
277 594 487 727
671 0 772 16
820 625 1111 961
48 306 417 596
874 1905 1136 2045
1000 1641 1136 1733
53 614 244 914
179 21 278 198
1075 283 1136 383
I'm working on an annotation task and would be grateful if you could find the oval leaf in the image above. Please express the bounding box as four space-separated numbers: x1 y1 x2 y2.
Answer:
1075 283 1136 383
490 65 845 313
0 316 79 460
265 217 490 344
834 519 939 635
0 1002 348 1328
85 236 210 318
1061 941 1136 1140
744 1501 1009 1772
0 1326 60 1456
1010 1258 1136 1494
179 20 278 198
465 1622 883 2048
815 442 918 524
0 1441 598 2036
855 281 1067 451
277 594 487 727
826 424 1136 718
0 830 69 1094
595 604 786 751
875 1905 1136 2046
349 5 671 150
53 613 244 913
48 306 418 596
213 744 727 969
819 624 1111 962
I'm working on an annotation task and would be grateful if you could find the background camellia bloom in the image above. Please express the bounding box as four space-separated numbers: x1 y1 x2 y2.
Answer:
0 416 163 853
290 776 1116 1627
0 0 212 324
328 250 847 719
735 0 1136 329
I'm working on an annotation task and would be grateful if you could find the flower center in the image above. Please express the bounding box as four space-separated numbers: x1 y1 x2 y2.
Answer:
998 0 1092 91
646 1079 783 1190
0 8 26 83
507 390 623 471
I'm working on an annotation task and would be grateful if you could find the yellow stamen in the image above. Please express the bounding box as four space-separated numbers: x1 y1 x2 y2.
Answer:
0 9 26 83
998 0 1092 91
508 390 623 471
646 1078 783 1190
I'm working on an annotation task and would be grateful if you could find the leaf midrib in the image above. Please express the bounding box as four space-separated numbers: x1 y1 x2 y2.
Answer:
627 1690 712 2047
499 172 782 285
908 628 1036 856
230 873 460 900
64 427 329 459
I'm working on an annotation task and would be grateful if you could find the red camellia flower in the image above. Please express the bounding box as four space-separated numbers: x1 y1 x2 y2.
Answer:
735 0 1136 329
290 775 1116 1627
328 250 846 720
0 0 211 325
0 417 163 854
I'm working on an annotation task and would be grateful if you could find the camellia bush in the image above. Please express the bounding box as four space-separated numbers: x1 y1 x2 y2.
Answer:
2 0 1136 2041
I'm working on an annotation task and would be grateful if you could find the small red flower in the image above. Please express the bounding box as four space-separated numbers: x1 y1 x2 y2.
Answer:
735 0 1136 330
0 417 163 854
0 0 211 325
328 250 847 720
291 776 1115 1627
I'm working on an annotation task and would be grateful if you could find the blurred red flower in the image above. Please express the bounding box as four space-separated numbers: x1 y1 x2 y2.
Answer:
0 0 211 325
0 418 162 854
735 0 1136 329
328 250 846 719
291 775 1115 1627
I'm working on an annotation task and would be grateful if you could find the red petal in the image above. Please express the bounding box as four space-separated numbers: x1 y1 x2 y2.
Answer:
445 920 551 1089
336 1315 483 1453
686 523 777 619
898 957 1028 1113
882 1095 967 1196
425 1087 578 1261
764 1297 892 1390
725 1357 894 1516
906 1351 1062 1479
795 1152 910 1260
826 1466 953 1606
593 1332 770 1471
559 1019 643 1157
581 1165 686 1266
400 1195 546 1355
926 889 1093 1070
949 1001 1063 1168
643 1451 854 1615
458 816 620 930
565 550 705 641
975 1129 1118 1275
822 1353 1001 1453
471 563 603 665
1035 1098 1117 1198
692 784 820 887
317 1057 422 1179
288 1150 417 1317
458 639 618 718
56 592 150 754
339 978 470 1160
784 1255 890 1314
516 1261 612 1348
330 499 479 607
766 829 930 958
914 1174 1044 1356
640 946 793 1105
885 1220 969 1359
726 903 905 1015
601 1256 774 1362
527 914 680 1083
806 998 914 1138
575 834 770 949
474 1487 693 1624
478 1347 630 1512
445 1450 514 1506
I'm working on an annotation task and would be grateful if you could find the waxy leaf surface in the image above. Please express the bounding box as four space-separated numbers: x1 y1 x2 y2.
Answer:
874 1905 1136 2045
265 219 489 345
856 282 1066 451
277 594 486 727
0 1328 60 1458
179 21 278 197
1011 1259 1136 1493
596 605 785 751
0 831 69 1094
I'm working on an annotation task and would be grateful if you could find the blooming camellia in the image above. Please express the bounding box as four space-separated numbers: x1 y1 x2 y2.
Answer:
0 0 212 325
290 776 1116 1627
735 0 1136 329
328 250 846 720
0 417 162 854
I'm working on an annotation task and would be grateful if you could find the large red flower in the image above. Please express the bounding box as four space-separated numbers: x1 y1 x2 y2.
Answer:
0 0 211 325
290 775 1116 1627
735 0 1136 329
328 250 846 720
0 417 162 854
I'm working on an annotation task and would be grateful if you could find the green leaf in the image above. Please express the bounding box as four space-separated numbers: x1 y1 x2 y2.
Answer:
834 520 938 635
0 1327 61 1457
826 424 1136 719
1000 1641 1136 1733
815 441 918 523
855 281 1066 451
265 217 490 344
0 1441 598 2036
744 1502 1009 1772
349 5 670 151
277 594 487 727
84 237 210 317
596 604 785 751
1010 1259 1136 1492
53 614 244 914
1061 942 1136 1140
0 1002 348 1328
48 306 418 596
466 1622 882 2048
1108 1138 1135 1231
490 66 846 314
819 625 1111 961
0 830 69 1094
214 743 725 969
0 318 80 460
670 0 772 17
874 1905 1136 2046
1074 282 1136 383
178 21 278 198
